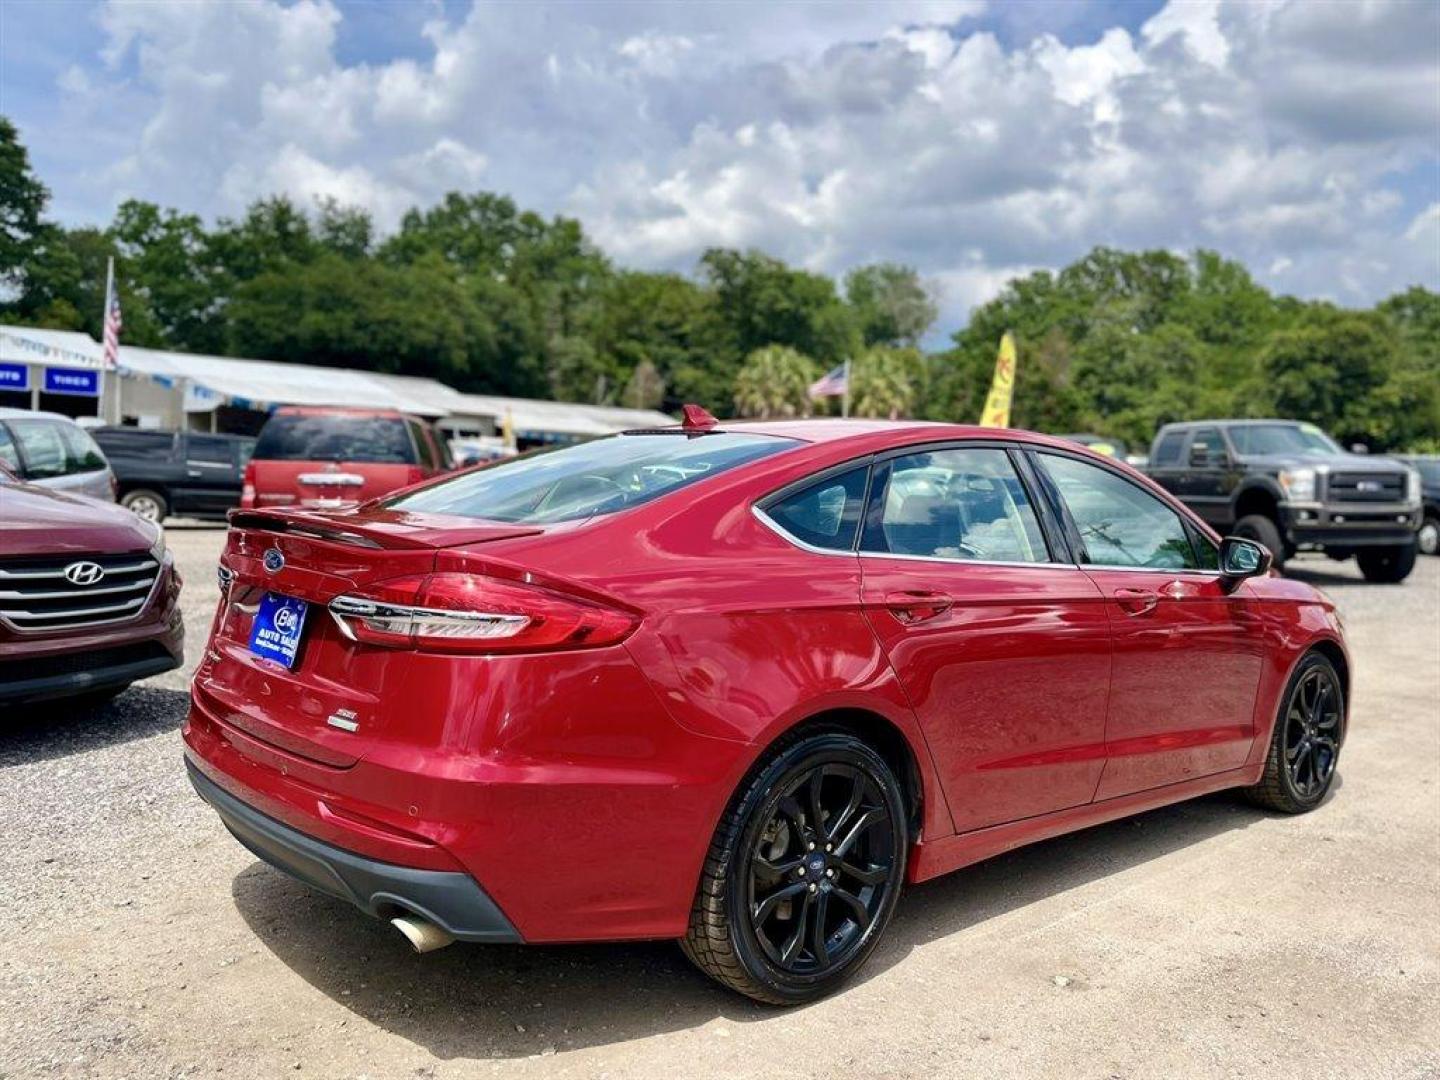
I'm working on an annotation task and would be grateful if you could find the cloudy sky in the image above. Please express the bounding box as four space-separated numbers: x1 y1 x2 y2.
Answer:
2 0 1436 337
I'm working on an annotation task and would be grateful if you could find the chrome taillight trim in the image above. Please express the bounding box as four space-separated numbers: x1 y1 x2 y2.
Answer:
327 595 530 644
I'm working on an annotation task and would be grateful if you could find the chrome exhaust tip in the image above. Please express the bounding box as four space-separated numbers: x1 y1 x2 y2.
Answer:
389 914 455 954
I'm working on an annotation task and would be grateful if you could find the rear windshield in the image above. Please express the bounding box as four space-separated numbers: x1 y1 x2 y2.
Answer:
253 414 416 464
390 432 796 524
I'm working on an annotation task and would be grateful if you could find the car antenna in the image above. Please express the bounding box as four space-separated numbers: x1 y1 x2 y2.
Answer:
680 404 719 431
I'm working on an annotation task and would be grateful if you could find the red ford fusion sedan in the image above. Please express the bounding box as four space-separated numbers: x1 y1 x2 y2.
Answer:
184 411 1349 1004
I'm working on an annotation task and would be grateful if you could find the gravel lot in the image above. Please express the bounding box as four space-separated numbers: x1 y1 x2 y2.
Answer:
2 525 1437 1079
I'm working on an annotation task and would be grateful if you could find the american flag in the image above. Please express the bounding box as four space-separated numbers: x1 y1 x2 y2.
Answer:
808 361 849 399
102 256 122 371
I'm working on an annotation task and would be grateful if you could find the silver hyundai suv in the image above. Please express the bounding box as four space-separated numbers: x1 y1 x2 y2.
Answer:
0 408 116 502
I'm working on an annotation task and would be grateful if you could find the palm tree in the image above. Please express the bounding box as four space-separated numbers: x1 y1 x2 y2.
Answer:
733 345 819 418
850 346 921 419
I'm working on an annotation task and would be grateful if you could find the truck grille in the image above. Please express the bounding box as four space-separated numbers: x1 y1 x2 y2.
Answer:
1328 471 1407 504
0 553 161 632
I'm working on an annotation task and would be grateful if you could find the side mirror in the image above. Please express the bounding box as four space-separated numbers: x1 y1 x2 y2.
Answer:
1219 536 1272 589
1349 443 1369 455
1189 445 1209 467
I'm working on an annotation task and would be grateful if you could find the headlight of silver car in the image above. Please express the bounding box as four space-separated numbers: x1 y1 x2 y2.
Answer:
1278 467 1317 502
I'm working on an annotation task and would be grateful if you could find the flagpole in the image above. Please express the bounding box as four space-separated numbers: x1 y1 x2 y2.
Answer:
841 357 851 419
101 256 116 424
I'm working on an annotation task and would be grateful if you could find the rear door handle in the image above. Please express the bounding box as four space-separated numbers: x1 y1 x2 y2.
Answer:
884 590 953 624
1114 587 1158 615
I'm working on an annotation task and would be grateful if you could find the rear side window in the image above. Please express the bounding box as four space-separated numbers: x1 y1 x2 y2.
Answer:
1151 430 1185 466
391 432 796 524
8 419 107 479
762 466 869 551
862 447 1049 563
409 420 438 470
95 430 174 457
186 435 236 465
253 414 417 464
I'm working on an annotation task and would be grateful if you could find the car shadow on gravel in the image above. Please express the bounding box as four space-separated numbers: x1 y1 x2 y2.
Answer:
231 787 1283 1061
0 686 190 767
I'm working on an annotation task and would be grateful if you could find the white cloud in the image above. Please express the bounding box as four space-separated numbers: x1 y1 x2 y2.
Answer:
19 0 1440 332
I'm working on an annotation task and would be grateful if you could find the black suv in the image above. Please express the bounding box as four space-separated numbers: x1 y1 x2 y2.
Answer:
1147 419 1422 582
1396 455 1440 557
92 427 255 523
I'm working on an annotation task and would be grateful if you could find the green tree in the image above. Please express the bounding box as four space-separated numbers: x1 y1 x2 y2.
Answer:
0 117 48 291
622 359 665 410
226 252 488 382
845 263 937 347
702 248 859 368
733 345 818 418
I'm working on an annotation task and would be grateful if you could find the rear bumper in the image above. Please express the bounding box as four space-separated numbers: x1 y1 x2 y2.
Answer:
187 760 521 943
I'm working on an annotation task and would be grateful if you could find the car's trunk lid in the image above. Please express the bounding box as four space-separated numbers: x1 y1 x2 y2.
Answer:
200 509 542 768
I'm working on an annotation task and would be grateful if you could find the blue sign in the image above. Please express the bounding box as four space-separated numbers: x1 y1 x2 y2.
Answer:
0 362 27 391
43 366 100 396
249 593 309 669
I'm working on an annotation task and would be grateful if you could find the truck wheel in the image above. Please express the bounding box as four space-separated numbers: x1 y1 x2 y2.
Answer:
1356 544 1417 583
1419 516 1439 557
1234 514 1285 570
121 488 168 523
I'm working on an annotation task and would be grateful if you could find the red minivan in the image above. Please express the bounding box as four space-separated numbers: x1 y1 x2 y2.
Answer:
241 407 451 511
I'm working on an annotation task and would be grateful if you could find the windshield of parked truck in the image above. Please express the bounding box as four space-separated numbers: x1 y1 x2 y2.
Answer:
389 432 797 524
1227 423 1341 458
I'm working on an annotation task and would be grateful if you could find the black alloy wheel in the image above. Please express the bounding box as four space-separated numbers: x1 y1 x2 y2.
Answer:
1282 666 1341 797
683 732 908 1004
1246 653 1344 813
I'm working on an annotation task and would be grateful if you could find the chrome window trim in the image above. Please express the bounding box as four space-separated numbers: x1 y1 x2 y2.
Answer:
753 505 1081 571
751 505 860 559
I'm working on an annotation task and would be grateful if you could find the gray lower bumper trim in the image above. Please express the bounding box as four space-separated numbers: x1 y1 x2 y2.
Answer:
186 760 521 943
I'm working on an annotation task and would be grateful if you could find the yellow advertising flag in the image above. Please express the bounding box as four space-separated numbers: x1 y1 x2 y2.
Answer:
978 331 1017 428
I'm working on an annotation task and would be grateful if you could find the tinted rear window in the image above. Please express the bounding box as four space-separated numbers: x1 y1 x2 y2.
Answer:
1151 430 1185 466
253 415 416 464
390 432 796 524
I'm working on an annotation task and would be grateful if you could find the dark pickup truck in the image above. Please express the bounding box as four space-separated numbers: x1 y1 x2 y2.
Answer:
1146 419 1422 582
92 427 255 524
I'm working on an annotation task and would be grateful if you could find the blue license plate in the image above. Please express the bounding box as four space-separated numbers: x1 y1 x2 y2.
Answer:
249 592 309 669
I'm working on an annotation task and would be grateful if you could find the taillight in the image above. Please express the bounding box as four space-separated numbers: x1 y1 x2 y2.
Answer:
240 462 256 508
327 573 637 654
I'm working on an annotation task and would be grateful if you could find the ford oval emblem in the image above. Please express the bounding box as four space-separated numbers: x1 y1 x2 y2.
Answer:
263 548 285 574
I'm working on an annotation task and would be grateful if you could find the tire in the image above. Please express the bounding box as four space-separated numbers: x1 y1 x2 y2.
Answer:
1418 516 1439 557
1234 514 1286 570
681 730 908 1005
121 488 169 524
1244 653 1343 814
1356 544 1417 583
